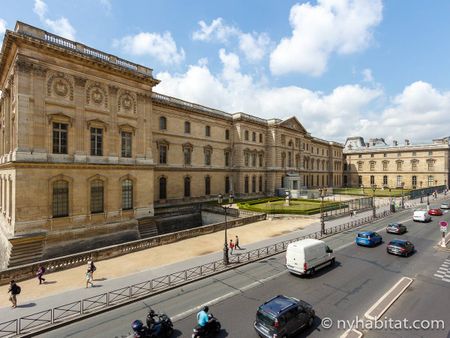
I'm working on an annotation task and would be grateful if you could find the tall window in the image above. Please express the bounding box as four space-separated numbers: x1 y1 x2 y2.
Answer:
225 151 230 167
225 129 230 140
204 148 212 166
184 177 191 197
90 180 104 213
259 133 263 143
428 175 434 186
225 176 230 193
184 121 191 134
370 175 375 185
396 175 403 187
383 175 388 185
205 126 211 137
159 177 167 199
244 176 249 193
159 116 167 130
53 123 68 154
358 162 363 171
252 176 256 193
245 130 249 141
358 175 362 185
252 132 256 142
281 153 286 167
396 161 402 171
159 144 167 164
412 175 417 187
288 152 292 167
90 127 103 156
121 132 132 158
427 160 434 171
252 153 257 167
370 161 375 171
52 180 68 217
259 153 263 167
122 179 133 210
244 152 250 166
183 145 192 165
411 160 418 171
383 161 388 171
205 176 211 195
259 176 263 192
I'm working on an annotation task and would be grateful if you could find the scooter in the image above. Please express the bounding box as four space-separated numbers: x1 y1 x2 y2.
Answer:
192 313 221 338
130 310 174 338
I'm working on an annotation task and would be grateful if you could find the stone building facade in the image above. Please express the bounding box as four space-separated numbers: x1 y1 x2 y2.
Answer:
344 136 450 189
0 22 343 266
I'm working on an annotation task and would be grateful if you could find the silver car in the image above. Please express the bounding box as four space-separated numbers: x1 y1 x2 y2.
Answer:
440 203 450 209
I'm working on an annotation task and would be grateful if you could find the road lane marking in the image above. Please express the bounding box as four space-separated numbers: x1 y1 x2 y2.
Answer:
170 269 288 322
364 277 414 321
340 328 363 338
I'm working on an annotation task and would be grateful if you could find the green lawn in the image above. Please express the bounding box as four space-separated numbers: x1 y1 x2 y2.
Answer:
238 197 347 215
333 187 410 197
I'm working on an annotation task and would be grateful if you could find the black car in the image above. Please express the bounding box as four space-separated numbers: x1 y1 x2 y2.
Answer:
386 239 414 256
254 295 315 338
386 223 407 234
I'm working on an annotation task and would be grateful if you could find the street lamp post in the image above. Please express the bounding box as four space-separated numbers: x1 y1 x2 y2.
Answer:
319 187 327 236
420 181 423 203
401 182 405 209
217 193 234 265
427 192 430 211
371 184 377 218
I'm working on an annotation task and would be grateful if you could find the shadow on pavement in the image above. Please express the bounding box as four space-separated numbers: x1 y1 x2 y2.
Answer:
43 280 57 285
94 277 107 281
295 315 323 337
17 302 36 308
293 261 342 279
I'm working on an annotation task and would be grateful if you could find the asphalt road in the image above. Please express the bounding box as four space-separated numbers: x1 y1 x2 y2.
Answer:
39 202 450 338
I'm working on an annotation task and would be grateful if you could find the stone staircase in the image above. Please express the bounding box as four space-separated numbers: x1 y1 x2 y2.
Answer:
138 217 159 239
8 234 45 268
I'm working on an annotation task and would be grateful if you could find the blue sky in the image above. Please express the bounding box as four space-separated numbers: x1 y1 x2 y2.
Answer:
2 0 450 144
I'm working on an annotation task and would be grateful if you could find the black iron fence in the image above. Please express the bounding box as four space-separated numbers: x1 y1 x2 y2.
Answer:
0 209 393 338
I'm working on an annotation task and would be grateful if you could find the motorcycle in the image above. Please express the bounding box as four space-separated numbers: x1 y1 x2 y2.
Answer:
192 313 221 338
130 310 174 338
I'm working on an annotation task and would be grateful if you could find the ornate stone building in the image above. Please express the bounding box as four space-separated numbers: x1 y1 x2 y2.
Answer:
344 136 450 189
0 22 343 267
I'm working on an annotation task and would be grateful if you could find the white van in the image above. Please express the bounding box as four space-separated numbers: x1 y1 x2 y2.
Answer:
413 210 431 222
286 239 335 276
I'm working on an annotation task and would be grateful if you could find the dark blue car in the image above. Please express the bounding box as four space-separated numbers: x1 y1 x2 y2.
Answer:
355 231 382 247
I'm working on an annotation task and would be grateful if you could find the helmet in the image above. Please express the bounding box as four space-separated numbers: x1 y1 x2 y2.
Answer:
131 320 144 331
202 305 209 313
149 309 155 316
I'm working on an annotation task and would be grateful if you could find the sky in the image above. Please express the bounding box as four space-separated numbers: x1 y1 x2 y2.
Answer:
1 0 450 144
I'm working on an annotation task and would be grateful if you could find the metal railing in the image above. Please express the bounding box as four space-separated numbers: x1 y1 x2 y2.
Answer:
0 210 392 337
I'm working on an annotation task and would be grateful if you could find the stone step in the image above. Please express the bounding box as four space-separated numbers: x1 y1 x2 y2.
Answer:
8 254 44 267
138 218 159 239
7 237 45 268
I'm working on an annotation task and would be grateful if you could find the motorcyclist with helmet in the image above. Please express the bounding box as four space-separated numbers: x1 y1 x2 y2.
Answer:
146 308 159 330
196 306 212 333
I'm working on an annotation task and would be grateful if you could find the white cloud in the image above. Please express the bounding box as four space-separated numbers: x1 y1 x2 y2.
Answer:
192 17 239 43
238 33 271 62
0 18 6 35
114 31 185 65
270 0 383 76
33 0 76 40
362 68 374 82
155 50 450 143
193 17 271 62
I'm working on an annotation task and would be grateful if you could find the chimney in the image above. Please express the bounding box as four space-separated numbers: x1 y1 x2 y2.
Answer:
393 140 398 146
405 139 410 146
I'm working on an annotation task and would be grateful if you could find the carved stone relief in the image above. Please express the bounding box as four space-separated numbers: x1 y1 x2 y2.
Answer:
86 82 108 109
118 90 136 114
47 72 74 101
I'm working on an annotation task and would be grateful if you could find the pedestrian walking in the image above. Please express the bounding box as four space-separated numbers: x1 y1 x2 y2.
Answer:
235 235 242 250
87 260 96 280
350 210 353 217
85 268 94 288
36 265 46 284
229 239 234 255
8 280 20 308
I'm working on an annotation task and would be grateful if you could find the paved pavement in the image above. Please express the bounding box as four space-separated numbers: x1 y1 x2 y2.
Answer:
39 196 450 338
0 194 443 324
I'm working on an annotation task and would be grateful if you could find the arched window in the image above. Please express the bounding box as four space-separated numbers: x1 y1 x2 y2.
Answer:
205 176 211 195
259 176 263 192
53 180 68 217
159 177 167 200
159 116 167 130
122 179 133 210
90 179 104 213
252 176 256 193
184 177 191 197
244 176 249 193
184 121 191 133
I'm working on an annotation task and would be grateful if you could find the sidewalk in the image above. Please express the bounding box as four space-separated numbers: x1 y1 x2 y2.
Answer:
0 193 444 322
